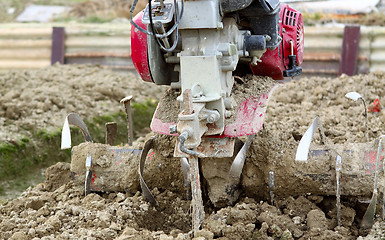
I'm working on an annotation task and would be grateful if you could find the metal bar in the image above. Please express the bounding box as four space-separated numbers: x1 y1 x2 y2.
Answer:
105 122 118 146
189 156 205 235
51 27 66 65
121 96 134 146
339 25 360 76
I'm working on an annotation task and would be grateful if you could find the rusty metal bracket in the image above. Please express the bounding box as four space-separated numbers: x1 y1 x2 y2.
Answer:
175 137 235 158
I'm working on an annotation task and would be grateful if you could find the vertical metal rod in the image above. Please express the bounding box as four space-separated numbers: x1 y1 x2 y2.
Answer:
336 155 342 227
290 40 294 81
121 96 134 146
51 27 65 65
189 155 204 235
360 98 369 142
268 171 275 205
181 157 191 200
339 25 360 76
105 122 117 146
383 138 385 220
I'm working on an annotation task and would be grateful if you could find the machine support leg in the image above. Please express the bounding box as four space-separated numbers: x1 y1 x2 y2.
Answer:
189 155 204 234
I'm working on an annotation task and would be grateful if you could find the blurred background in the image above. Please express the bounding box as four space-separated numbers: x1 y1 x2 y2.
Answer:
0 0 384 25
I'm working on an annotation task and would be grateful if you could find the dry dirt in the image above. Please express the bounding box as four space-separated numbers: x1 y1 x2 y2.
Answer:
1 65 385 239
68 0 148 21
0 64 165 142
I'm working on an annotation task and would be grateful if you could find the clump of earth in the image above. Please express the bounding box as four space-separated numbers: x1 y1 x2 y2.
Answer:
1 65 385 239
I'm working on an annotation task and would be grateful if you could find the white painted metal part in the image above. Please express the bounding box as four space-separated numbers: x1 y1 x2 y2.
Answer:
295 116 326 161
60 113 92 150
345 91 363 101
230 134 255 179
61 116 71 149
178 0 221 29
175 16 246 147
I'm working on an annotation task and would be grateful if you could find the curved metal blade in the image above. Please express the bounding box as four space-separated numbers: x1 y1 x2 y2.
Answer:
61 116 71 149
85 170 92 196
180 157 190 187
361 190 378 230
361 137 384 229
139 137 157 206
230 134 256 179
61 113 92 149
181 157 191 200
345 91 369 142
345 92 363 101
85 154 92 196
295 116 326 161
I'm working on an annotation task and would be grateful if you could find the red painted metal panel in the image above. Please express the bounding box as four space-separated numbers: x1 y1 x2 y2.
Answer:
150 86 276 138
249 4 303 80
131 11 152 82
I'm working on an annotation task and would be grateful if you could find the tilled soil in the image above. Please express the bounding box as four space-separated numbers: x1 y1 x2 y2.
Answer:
0 64 165 141
1 66 385 239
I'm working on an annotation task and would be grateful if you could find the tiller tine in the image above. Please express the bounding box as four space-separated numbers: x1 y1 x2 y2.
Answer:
345 91 369 142
85 154 92 196
180 157 191 200
61 112 92 150
139 137 157 206
226 134 256 197
295 116 326 161
361 136 385 230
230 134 256 180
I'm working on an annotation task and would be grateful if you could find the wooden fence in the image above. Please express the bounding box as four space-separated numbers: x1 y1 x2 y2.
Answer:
0 23 132 70
1 23 385 78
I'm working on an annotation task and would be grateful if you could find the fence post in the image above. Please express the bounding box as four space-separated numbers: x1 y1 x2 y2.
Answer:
339 25 360 76
51 27 66 65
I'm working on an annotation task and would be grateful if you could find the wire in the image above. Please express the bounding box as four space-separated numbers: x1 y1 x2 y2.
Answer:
149 0 180 52
130 0 184 39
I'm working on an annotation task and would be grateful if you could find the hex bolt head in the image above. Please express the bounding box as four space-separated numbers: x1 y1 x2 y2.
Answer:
207 115 216 124
169 125 178 134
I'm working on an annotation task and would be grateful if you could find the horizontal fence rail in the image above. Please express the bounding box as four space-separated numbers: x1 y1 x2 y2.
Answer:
0 23 132 70
0 23 385 77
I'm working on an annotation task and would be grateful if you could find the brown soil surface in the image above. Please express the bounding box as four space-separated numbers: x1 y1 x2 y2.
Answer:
1 66 385 239
68 0 147 20
0 64 165 141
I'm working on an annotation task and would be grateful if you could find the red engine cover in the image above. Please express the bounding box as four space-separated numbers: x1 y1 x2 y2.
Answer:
131 11 152 82
249 4 304 80
131 4 304 81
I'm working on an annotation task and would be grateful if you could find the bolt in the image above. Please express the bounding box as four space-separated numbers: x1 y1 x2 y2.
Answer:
225 110 232 118
120 96 133 146
169 125 178 134
207 115 216 124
